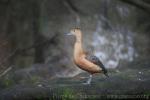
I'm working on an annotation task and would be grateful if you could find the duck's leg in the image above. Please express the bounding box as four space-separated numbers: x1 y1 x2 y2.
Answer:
87 74 92 84
83 74 92 85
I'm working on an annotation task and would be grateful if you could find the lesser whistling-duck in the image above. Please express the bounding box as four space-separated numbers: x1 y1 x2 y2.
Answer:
65 28 108 84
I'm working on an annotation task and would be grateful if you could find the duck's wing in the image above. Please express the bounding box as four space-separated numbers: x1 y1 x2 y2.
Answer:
85 55 109 77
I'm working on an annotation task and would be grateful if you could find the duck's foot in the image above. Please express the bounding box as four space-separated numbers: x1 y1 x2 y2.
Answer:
82 74 92 85
82 82 91 85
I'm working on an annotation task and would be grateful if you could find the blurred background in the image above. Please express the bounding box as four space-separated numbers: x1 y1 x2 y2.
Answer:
0 0 150 99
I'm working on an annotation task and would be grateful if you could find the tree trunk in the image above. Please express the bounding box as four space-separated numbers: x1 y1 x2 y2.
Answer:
32 0 45 63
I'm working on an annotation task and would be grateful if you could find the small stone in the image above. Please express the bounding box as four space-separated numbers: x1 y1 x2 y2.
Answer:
138 78 141 81
138 72 142 74
38 84 42 87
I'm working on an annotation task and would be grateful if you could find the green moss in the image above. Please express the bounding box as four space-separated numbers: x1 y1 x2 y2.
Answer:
19 76 41 85
62 88 76 100
30 76 40 83
145 91 150 95
3 78 14 88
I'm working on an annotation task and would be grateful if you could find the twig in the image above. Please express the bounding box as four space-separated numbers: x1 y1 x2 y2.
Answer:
17 34 58 53
0 48 18 66
64 0 85 15
0 67 12 78
63 0 81 25
119 0 150 13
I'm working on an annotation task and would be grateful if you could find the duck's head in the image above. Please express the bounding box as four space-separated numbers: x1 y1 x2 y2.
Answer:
65 28 82 36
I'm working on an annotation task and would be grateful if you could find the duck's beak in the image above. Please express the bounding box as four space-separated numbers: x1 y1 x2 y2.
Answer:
64 32 73 35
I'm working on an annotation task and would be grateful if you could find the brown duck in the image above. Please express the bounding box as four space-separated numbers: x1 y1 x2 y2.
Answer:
65 28 108 84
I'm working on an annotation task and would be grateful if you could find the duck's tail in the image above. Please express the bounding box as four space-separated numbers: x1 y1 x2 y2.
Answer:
97 62 109 78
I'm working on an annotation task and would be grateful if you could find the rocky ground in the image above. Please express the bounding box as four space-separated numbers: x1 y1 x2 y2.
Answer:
0 67 149 100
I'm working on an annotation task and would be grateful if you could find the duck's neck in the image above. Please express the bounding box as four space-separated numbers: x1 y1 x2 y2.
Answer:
74 32 84 59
